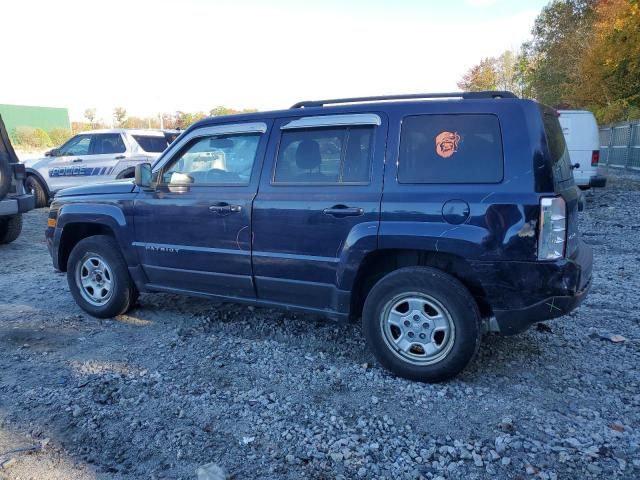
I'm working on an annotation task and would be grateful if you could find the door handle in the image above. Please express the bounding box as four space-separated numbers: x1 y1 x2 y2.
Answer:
73 158 83 163
322 205 364 217
115 155 126 160
209 202 242 214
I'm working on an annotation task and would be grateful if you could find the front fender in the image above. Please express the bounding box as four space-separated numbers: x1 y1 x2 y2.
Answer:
26 168 51 195
52 202 137 269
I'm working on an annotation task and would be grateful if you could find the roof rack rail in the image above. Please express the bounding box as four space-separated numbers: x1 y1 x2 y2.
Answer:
291 91 517 108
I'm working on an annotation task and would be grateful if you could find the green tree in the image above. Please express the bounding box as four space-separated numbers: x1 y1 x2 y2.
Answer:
173 111 207 129
208 106 257 116
514 46 536 99
526 0 596 106
209 106 239 117
84 108 96 126
495 50 518 92
113 107 127 127
48 128 73 146
13 127 52 149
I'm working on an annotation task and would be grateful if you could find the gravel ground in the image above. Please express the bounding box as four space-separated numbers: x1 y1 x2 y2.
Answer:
0 172 639 480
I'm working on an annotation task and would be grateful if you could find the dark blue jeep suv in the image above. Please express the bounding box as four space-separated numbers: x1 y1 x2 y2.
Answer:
46 92 593 382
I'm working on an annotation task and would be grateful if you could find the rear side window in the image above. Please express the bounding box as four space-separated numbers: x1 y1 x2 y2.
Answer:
274 126 373 184
398 114 503 183
540 108 573 188
133 135 169 153
92 134 126 154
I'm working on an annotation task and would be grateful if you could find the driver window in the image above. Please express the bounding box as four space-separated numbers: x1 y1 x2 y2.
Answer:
59 135 91 156
162 133 260 185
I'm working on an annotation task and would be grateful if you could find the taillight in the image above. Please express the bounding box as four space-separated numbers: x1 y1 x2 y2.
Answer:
538 196 566 260
591 150 600 166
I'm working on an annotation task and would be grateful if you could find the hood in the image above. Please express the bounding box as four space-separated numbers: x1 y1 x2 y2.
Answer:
20 155 48 168
56 179 137 198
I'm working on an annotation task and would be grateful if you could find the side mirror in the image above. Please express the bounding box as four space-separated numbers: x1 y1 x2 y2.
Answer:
135 163 152 188
45 148 59 157
169 172 194 184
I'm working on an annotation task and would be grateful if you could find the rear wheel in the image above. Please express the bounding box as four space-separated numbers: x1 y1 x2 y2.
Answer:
0 215 23 244
67 235 138 318
362 266 481 382
25 176 48 208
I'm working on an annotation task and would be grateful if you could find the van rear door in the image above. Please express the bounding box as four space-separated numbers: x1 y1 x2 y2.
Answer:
559 111 601 186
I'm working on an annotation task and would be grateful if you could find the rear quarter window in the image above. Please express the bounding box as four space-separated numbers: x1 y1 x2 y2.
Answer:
398 114 504 183
540 108 574 189
133 135 169 153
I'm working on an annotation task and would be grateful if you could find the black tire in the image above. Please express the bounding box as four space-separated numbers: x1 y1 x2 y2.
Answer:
116 167 135 179
67 235 138 318
0 159 10 199
25 176 48 208
0 214 22 244
362 266 481 382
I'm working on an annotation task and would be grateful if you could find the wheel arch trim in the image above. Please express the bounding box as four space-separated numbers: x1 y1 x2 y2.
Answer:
25 168 51 195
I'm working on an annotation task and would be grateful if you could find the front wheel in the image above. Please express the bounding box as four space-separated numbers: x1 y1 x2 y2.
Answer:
362 267 481 382
25 176 48 208
67 235 138 318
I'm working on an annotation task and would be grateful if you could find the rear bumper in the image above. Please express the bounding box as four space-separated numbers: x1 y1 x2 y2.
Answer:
493 277 591 335
0 193 35 216
589 175 607 188
471 240 593 335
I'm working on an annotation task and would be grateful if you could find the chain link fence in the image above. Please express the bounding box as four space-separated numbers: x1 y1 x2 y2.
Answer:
599 121 640 170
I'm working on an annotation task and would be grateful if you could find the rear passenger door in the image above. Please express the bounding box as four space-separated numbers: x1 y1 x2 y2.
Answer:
252 113 387 314
86 133 129 180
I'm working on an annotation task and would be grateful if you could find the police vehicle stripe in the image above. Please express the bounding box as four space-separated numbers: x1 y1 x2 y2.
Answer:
48 166 112 177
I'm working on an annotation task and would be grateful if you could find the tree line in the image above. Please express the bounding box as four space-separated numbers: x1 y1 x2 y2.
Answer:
78 105 258 132
11 105 258 150
458 0 639 123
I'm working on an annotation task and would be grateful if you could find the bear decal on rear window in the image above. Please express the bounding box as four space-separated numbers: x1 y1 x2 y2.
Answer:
435 131 460 158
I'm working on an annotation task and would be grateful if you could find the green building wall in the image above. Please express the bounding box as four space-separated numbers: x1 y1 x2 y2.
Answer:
0 104 70 136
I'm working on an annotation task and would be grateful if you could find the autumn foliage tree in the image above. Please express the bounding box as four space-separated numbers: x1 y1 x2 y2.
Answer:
457 51 529 96
458 0 640 123
457 57 499 92
576 0 640 122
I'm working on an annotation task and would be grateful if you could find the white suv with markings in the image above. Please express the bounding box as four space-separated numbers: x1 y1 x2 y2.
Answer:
22 129 179 207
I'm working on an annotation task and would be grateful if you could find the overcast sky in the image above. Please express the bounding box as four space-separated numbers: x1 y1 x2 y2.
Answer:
1 0 548 122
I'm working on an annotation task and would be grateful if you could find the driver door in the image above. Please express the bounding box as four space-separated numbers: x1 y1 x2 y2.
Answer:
133 122 270 298
47 134 93 191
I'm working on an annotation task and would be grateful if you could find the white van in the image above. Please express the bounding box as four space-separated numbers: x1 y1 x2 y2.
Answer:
558 110 607 189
